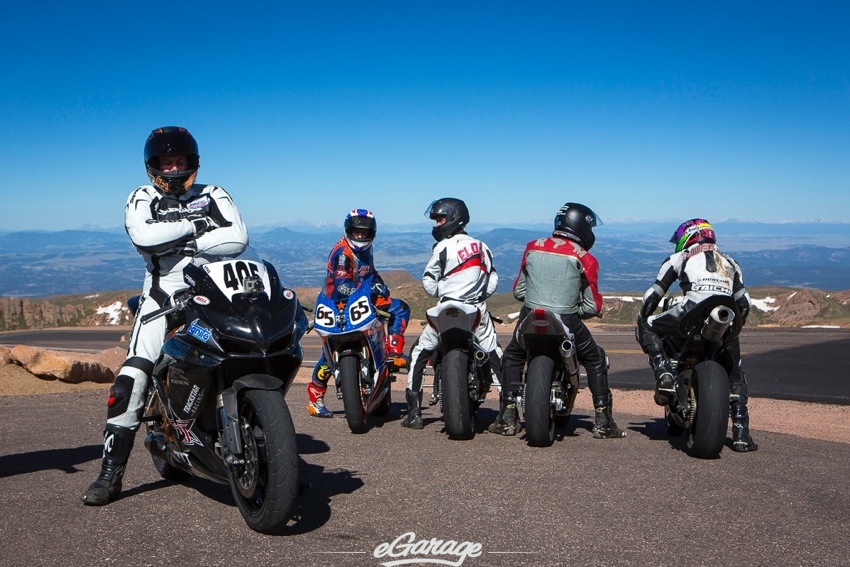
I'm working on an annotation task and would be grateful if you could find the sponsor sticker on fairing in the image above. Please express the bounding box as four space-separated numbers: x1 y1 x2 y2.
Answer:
187 319 212 342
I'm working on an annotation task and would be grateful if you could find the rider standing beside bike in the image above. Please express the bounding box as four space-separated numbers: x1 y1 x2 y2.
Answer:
490 202 626 439
81 126 249 505
402 198 503 430
635 218 758 452
307 209 411 418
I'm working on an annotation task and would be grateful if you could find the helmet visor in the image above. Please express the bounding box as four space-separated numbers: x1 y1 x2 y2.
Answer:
424 200 443 219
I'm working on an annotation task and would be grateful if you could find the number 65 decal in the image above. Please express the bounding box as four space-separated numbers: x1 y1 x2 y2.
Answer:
348 296 372 323
315 304 336 328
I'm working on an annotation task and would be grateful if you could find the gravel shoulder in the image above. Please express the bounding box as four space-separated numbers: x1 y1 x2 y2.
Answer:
2 363 846 445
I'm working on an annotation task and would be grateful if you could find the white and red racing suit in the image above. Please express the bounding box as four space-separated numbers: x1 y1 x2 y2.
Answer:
408 232 502 392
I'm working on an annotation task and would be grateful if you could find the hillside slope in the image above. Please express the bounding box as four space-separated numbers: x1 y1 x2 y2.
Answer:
1 279 848 331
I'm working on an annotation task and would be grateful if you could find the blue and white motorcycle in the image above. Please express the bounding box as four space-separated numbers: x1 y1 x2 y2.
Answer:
312 276 394 434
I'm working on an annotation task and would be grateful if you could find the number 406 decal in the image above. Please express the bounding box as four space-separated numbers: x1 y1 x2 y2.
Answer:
222 261 261 290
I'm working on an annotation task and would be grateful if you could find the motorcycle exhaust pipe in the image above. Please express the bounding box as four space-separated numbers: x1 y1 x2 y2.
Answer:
471 342 489 367
702 306 735 343
144 432 171 462
559 340 580 377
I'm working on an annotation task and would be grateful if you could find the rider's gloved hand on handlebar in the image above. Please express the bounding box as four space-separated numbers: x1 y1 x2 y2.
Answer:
370 279 389 298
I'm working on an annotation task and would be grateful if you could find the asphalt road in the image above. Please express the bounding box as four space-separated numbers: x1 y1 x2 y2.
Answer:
1 387 849 566
4 327 850 404
2 328 850 565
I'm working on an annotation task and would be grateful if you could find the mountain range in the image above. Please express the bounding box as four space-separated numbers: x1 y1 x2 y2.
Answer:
1 221 849 298
1 272 848 332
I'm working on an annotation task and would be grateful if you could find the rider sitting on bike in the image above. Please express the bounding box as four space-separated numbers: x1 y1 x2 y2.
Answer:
81 126 250 505
307 208 411 418
635 218 758 452
402 198 503 430
491 202 626 439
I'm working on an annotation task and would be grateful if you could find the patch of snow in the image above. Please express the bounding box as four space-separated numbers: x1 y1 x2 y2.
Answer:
604 295 641 302
802 325 841 329
96 301 126 325
751 296 779 312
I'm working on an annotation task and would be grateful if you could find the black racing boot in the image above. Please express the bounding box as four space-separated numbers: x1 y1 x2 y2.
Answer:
592 400 627 439
650 354 675 406
731 402 758 452
487 398 518 436
81 424 136 506
400 389 424 430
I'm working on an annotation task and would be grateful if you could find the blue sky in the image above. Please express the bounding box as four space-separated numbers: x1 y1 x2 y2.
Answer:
2 1 848 232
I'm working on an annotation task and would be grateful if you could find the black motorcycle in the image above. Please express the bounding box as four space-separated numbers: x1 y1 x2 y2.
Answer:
139 246 308 533
425 300 497 440
658 295 742 458
512 308 581 447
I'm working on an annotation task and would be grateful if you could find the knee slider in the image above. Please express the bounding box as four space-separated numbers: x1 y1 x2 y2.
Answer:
106 374 135 419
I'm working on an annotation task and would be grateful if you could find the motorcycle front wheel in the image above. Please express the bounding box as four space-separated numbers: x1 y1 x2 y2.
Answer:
442 349 474 440
229 388 299 534
686 360 730 459
525 355 556 447
339 354 369 434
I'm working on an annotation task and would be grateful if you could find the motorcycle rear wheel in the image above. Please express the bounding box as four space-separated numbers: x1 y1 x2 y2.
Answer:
525 355 556 447
340 354 369 434
686 361 730 459
229 388 299 534
442 349 474 440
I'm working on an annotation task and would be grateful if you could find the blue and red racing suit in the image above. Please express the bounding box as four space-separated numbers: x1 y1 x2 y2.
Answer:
308 236 410 403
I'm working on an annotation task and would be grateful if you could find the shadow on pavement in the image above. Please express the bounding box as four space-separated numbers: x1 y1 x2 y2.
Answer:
0 444 103 478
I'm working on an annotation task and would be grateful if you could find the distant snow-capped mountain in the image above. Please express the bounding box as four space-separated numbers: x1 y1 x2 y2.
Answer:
0 222 848 297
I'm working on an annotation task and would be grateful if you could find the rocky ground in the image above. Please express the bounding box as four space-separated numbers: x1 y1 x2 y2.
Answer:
1 352 846 446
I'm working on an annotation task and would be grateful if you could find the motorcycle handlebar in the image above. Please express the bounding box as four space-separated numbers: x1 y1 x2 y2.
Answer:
139 289 192 324
140 302 182 324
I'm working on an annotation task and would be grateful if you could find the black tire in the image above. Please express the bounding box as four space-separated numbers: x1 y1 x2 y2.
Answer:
442 349 474 440
686 361 730 458
525 355 556 447
372 388 391 417
339 354 369 434
229 388 299 534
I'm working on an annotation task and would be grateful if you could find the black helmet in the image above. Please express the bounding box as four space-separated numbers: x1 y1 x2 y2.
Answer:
425 198 470 242
144 126 200 197
553 202 601 250
344 208 377 251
